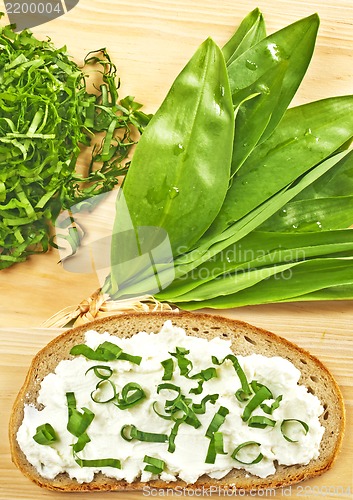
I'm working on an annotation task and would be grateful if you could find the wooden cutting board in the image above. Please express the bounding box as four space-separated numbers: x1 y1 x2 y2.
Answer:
1 316 352 499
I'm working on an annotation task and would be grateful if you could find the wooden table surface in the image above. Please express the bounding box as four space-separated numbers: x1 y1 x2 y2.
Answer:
0 0 353 498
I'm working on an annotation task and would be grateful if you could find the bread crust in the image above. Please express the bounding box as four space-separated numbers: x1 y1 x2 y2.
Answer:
9 311 345 492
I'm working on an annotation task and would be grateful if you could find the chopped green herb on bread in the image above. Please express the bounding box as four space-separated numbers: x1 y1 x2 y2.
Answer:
9 312 345 492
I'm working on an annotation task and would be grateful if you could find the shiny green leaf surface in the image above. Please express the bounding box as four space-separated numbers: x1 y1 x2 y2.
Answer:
174 151 348 273
116 38 234 257
230 61 287 175
222 8 266 64
260 196 353 232
206 97 353 237
227 14 319 141
156 229 353 300
177 258 353 309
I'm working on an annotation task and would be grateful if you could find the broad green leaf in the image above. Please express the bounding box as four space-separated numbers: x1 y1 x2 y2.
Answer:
231 61 288 175
294 148 353 200
259 196 353 232
114 38 234 257
156 229 353 300
169 262 297 303
260 149 353 232
205 97 353 238
222 8 266 64
278 284 353 302
224 15 318 178
174 151 349 274
176 258 353 309
113 151 349 299
227 14 319 142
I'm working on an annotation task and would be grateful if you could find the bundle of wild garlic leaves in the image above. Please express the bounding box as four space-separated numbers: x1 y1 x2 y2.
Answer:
106 9 353 308
0 20 150 269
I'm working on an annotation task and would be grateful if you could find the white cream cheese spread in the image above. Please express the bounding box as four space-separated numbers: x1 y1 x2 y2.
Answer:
17 321 324 484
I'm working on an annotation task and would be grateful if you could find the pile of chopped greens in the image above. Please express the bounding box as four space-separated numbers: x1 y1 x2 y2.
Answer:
0 19 150 269
106 9 353 308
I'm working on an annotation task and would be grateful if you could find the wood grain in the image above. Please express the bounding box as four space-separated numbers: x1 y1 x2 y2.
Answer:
1 320 352 499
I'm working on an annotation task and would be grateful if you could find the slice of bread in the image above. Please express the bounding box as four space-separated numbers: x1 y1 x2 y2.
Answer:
9 312 345 492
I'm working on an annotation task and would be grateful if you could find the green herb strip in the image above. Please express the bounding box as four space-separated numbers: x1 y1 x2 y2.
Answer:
33 423 57 445
206 406 229 439
247 416 276 428
212 355 252 401
169 347 217 393
120 424 168 443
157 383 181 408
170 347 193 376
154 383 207 452
280 419 309 442
72 433 91 453
155 383 201 428
66 391 121 467
70 342 121 360
261 395 283 414
161 358 174 380
70 341 142 365
86 364 146 409
205 432 227 464
204 406 229 464
118 352 143 364
231 441 263 464
143 456 165 474
66 392 95 438
189 367 218 395
91 379 117 404
192 394 219 414
115 382 146 410
250 380 266 393
242 385 273 422
74 454 121 469
177 399 201 429
152 401 175 421
85 365 113 380
153 384 182 420
168 419 185 453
